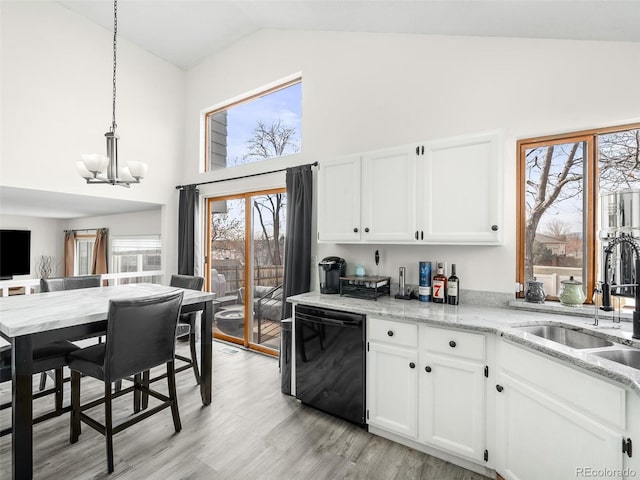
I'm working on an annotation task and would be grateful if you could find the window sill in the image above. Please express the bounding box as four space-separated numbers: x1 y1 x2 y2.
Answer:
509 298 633 322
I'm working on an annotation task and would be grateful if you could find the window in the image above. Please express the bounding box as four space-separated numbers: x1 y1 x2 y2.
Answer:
517 123 640 301
205 78 301 171
75 235 95 276
111 236 162 284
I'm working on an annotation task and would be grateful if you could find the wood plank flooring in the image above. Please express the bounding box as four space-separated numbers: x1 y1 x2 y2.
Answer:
0 342 488 479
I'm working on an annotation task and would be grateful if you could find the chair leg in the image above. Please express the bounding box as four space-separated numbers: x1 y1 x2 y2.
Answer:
70 371 81 443
133 373 141 413
189 333 201 385
54 368 64 411
167 361 181 433
104 382 114 474
142 370 150 410
39 371 48 391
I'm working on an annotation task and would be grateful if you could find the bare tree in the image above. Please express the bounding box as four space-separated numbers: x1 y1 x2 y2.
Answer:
524 143 583 280
244 120 296 268
244 120 298 162
544 219 570 240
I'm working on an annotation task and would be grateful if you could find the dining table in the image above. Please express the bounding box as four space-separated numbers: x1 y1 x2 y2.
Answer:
0 283 216 479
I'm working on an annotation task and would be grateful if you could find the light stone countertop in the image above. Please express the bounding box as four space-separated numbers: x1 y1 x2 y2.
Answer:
0 283 216 340
288 291 640 397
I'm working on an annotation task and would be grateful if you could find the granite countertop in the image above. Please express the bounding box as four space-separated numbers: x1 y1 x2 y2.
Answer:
288 292 640 396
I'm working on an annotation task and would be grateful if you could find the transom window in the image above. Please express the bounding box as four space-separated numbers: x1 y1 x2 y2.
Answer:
205 78 302 171
517 123 640 302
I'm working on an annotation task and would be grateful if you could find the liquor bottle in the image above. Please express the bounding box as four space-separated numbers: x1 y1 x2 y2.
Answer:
432 262 447 303
447 264 459 305
419 261 431 302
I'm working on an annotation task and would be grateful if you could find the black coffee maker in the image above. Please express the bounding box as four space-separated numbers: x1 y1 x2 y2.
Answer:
318 256 346 294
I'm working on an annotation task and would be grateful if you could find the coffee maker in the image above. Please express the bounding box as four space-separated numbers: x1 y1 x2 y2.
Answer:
318 256 346 294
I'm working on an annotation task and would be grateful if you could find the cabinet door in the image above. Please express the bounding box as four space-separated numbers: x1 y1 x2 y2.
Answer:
317 154 361 242
361 146 416 242
495 372 623 480
367 342 418 439
418 131 503 244
419 353 485 461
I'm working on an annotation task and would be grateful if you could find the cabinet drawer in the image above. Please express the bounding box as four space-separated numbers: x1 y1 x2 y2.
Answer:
423 326 485 361
369 317 418 348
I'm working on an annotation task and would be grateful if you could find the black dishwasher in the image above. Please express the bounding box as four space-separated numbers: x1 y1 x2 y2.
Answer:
295 304 366 426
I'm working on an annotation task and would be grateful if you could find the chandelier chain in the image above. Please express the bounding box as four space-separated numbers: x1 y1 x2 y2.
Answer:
111 0 118 131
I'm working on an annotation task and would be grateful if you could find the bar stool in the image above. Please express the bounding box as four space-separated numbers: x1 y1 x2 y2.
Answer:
67 291 184 474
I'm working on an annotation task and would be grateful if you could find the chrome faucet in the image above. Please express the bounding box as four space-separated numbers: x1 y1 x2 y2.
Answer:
592 282 602 326
601 234 640 338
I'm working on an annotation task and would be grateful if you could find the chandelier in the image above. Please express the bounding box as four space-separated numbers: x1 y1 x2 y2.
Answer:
77 0 147 187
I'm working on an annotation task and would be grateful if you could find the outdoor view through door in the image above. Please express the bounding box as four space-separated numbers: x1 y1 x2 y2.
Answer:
207 189 286 355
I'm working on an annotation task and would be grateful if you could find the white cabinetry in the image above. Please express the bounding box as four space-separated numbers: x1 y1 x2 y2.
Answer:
417 131 503 244
367 317 418 438
317 130 503 244
495 340 628 480
419 327 487 462
318 146 416 243
361 146 416 242
317 154 361 242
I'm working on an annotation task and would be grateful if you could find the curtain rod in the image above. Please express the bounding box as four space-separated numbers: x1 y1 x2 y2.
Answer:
64 228 107 233
174 161 318 190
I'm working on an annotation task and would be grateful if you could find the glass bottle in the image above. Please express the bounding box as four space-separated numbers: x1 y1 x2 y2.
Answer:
432 262 447 303
447 264 459 305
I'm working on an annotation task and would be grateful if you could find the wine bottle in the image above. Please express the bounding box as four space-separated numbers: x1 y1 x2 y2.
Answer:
432 262 447 303
447 264 459 305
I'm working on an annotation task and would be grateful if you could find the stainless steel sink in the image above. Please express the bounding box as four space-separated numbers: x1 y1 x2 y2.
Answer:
516 325 614 349
593 349 640 369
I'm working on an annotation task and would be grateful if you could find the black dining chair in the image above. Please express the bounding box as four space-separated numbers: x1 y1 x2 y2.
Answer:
169 274 205 384
0 340 80 437
68 291 184 474
38 275 102 391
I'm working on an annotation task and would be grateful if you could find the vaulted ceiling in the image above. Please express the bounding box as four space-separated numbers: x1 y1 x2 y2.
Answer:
57 0 640 70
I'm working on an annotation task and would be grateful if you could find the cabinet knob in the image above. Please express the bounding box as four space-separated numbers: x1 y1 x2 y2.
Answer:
491 225 499 231
496 385 504 393
387 330 394 337
353 227 359 233
449 340 456 348
409 362 416 369
425 366 432 373
364 227 370 233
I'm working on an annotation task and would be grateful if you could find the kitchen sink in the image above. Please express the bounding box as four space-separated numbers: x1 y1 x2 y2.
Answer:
516 325 614 349
593 349 640 369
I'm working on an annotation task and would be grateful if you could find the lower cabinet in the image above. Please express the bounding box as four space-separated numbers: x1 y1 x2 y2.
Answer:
419 353 486 462
367 318 638 479
367 341 418 438
495 340 629 480
367 318 488 464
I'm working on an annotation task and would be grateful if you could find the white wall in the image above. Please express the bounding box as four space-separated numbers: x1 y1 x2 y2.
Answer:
0 2 185 275
0 215 65 279
185 29 640 293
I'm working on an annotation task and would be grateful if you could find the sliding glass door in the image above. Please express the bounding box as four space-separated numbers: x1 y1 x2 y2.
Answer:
206 188 286 355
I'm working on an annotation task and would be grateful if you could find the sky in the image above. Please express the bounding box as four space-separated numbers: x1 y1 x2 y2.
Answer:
226 82 302 165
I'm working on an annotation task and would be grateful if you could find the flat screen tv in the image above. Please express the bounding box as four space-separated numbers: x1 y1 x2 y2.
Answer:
0 230 31 279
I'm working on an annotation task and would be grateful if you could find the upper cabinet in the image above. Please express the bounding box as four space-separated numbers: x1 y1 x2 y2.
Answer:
317 131 504 245
417 131 503 245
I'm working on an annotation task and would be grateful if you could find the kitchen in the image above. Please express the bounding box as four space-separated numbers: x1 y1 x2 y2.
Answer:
2 1 640 479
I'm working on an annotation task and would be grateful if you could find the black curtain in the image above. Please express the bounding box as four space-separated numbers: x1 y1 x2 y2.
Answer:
178 185 198 275
281 164 313 319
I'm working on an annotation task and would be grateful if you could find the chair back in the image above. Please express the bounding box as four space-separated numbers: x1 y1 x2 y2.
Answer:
169 274 204 291
41 275 101 292
104 291 183 382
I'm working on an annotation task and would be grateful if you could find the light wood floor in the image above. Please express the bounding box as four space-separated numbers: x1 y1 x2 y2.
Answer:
0 342 488 479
